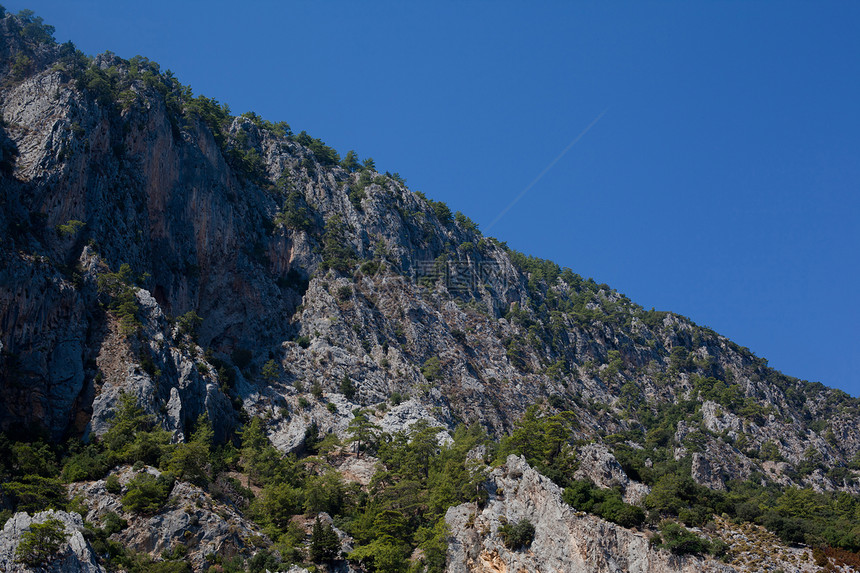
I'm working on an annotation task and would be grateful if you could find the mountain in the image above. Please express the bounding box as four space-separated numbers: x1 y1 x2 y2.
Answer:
1 8 859 573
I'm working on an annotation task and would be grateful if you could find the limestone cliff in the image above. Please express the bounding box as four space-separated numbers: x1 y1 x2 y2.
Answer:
1 9 857 494
1 8 860 571
446 456 825 573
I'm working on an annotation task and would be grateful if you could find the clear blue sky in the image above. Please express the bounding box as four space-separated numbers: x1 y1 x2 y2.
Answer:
12 2 860 396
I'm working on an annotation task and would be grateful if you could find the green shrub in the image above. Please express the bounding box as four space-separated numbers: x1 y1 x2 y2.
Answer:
429 200 452 225
11 53 32 80
563 480 645 528
658 521 711 555
274 190 314 232
340 150 361 172
56 219 85 238
105 474 121 494
294 131 340 166
97 264 142 335
2 476 67 513
101 511 127 535
336 285 352 301
340 376 357 400
421 357 442 382
101 393 172 466
121 472 174 515
176 310 202 340
62 444 110 482
14 517 67 567
320 216 357 274
310 517 340 563
261 359 280 383
498 519 535 550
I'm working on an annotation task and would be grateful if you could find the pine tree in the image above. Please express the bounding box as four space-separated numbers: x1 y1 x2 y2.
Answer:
310 517 340 563
346 409 379 458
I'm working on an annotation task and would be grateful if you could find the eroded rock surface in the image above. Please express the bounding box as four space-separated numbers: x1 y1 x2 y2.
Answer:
447 456 734 573
0 510 104 573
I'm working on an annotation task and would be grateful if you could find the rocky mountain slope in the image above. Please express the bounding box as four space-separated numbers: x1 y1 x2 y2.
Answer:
1 7 860 573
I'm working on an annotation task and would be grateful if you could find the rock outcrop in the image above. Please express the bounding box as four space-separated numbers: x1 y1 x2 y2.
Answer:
68 466 267 572
0 510 105 573
1 10 858 500
446 456 733 573
1 9 860 572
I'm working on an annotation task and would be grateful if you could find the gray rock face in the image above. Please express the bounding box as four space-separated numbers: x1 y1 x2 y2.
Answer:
446 456 734 573
0 18 859 573
0 510 105 573
2 25 859 501
68 465 267 572
573 442 651 505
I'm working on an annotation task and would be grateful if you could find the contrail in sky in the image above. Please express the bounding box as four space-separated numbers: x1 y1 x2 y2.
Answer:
485 108 608 233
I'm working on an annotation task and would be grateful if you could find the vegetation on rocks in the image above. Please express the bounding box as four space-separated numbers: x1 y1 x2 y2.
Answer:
2 6 860 572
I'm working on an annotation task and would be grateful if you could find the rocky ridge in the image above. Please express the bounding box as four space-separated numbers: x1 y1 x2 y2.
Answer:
1 7 860 573
0 509 104 573
0 12 857 491
446 456 833 573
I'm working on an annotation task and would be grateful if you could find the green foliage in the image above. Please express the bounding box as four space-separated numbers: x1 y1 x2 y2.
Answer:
340 150 362 172
251 481 305 530
562 480 645 528
340 376 357 400
509 250 561 285
321 215 357 274
56 219 85 238
336 285 353 301
175 310 202 340
61 442 110 482
8 440 59 478
497 406 577 487
14 517 67 567
310 517 341 562
101 392 173 466
274 190 315 232
261 359 280 383
349 537 409 573
346 409 380 458
97 263 142 335
428 199 452 225
184 95 231 147
454 211 479 233
3 476 68 513
11 52 32 80
294 130 340 166
691 375 765 423
105 474 121 494
121 472 174 515
421 356 442 382
657 521 712 555
498 519 535 550
166 416 212 486
225 126 268 185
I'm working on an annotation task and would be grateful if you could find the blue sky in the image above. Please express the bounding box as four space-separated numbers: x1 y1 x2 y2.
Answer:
12 1 860 396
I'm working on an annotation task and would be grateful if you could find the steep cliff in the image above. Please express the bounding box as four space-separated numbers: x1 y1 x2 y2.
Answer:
1 7 857 489
446 456 823 573
1 7 860 573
